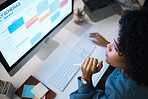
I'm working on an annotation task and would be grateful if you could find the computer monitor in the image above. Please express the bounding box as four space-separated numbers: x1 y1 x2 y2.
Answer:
0 0 73 76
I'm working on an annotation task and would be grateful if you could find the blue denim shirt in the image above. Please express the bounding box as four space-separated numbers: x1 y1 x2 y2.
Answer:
70 68 148 99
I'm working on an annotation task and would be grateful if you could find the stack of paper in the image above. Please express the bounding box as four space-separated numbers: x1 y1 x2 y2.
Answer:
21 82 49 99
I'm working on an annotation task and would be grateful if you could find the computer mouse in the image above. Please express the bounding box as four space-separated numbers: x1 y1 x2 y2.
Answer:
82 33 98 41
88 37 98 41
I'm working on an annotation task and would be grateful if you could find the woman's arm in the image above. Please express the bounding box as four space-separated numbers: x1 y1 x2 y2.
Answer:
70 57 105 99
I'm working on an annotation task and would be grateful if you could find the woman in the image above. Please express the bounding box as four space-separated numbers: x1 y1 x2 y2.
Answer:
70 8 148 99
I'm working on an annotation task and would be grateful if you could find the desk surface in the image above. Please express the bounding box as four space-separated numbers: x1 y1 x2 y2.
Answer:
0 0 121 99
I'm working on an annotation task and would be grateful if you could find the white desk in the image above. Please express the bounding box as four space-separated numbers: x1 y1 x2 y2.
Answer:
0 0 121 99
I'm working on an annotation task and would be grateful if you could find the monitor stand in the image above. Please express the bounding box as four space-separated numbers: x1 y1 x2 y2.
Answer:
36 39 59 60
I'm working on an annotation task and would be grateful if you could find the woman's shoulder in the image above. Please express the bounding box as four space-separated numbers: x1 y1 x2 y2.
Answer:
121 84 148 99
106 68 148 98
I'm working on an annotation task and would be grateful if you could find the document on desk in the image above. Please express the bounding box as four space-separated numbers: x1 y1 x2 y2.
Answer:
31 82 49 99
65 20 92 36
21 85 35 98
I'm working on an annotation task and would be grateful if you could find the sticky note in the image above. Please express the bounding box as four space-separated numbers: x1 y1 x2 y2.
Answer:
21 85 35 98
31 82 49 99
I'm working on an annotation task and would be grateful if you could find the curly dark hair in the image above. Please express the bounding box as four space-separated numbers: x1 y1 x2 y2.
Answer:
117 7 148 86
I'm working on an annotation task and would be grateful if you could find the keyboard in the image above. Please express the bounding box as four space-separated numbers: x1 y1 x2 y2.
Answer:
47 39 96 91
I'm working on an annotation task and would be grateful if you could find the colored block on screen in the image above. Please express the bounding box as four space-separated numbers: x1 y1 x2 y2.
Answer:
51 11 60 23
50 0 60 14
16 37 29 48
7 17 24 34
25 15 38 29
30 32 42 45
39 12 50 23
37 0 49 16
60 0 68 8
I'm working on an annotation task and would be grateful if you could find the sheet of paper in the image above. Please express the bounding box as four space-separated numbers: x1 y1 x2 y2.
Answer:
31 82 49 99
21 85 35 98
65 20 92 37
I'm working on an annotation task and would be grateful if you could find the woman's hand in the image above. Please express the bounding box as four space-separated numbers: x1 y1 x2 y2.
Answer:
89 33 110 47
81 57 103 83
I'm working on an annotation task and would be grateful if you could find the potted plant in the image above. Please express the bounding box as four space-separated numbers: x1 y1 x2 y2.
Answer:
74 8 85 24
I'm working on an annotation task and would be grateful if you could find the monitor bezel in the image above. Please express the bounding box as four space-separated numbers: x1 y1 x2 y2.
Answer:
0 0 74 76
0 0 17 11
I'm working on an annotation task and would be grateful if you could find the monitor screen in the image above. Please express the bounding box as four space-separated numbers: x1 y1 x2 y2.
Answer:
0 0 73 76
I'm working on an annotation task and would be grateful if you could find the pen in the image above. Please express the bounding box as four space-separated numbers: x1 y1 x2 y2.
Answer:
74 63 100 66
73 63 81 66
